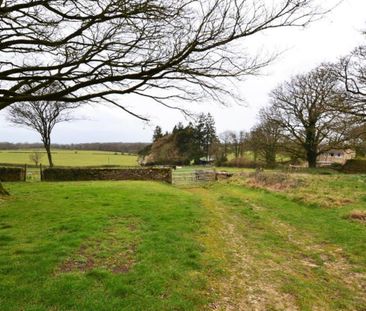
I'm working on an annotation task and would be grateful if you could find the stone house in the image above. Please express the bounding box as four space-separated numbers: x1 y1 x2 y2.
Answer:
317 149 356 166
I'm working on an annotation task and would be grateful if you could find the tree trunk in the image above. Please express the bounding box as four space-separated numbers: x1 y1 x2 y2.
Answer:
45 144 54 167
265 148 276 168
305 125 318 168
306 149 318 168
0 182 9 196
253 150 258 163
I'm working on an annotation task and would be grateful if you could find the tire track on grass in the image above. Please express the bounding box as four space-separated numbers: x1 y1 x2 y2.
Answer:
190 187 299 311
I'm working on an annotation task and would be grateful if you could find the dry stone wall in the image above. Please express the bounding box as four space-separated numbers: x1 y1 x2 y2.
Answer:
0 167 26 182
42 167 172 183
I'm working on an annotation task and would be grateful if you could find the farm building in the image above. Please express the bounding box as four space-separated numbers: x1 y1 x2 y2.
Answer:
317 149 356 166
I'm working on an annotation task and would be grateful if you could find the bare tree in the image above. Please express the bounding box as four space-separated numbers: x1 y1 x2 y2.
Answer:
269 65 357 168
244 131 259 163
249 109 282 168
0 0 321 118
228 131 246 159
229 131 240 159
29 151 44 166
8 98 79 167
219 131 233 159
347 123 366 157
238 131 246 157
336 45 366 119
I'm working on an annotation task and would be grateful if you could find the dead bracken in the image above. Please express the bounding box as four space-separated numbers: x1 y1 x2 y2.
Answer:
244 172 306 191
347 210 366 223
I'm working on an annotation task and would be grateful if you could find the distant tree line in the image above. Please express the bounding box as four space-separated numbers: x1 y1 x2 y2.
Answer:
0 142 149 154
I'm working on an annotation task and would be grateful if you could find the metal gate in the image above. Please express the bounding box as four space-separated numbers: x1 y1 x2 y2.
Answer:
172 169 216 186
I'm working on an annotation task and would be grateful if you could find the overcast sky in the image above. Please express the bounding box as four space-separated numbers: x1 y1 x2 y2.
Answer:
1 0 366 144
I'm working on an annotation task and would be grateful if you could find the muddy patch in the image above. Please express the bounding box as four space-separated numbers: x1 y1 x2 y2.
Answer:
58 217 140 274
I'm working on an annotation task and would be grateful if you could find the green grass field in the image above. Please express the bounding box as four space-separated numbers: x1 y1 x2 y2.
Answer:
0 173 365 310
0 182 209 310
0 149 138 167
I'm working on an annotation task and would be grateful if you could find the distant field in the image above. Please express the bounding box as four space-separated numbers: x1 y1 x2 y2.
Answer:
0 149 138 167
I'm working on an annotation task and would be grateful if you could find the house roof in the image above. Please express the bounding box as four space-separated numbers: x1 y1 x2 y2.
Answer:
321 149 355 154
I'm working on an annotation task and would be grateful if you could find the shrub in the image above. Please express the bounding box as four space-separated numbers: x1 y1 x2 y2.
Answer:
222 157 262 168
330 162 343 170
342 160 366 174
247 171 305 190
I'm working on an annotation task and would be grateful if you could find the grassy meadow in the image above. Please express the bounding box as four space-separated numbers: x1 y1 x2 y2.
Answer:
0 169 366 310
0 149 138 167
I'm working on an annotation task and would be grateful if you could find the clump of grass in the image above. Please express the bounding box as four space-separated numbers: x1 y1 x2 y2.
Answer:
346 210 366 222
247 172 305 191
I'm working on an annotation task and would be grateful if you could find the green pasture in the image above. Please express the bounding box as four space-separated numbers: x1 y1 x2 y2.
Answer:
0 172 365 310
0 149 138 167
0 182 209 311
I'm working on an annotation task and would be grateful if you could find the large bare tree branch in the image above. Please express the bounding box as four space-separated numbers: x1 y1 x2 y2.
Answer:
335 45 366 119
0 0 322 116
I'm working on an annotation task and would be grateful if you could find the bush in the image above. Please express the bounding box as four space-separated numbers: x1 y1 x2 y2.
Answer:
222 157 262 168
342 160 366 174
247 171 305 190
330 162 343 170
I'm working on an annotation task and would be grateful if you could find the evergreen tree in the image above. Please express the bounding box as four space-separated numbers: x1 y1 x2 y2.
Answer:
174 123 197 162
173 122 184 133
203 113 217 160
194 113 217 162
143 116 217 165
194 113 207 162
152 126 163 142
